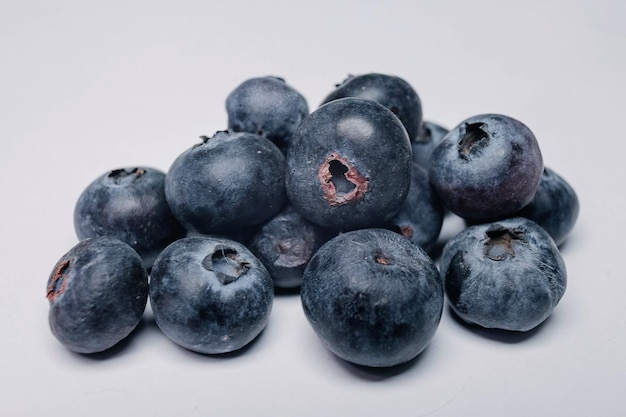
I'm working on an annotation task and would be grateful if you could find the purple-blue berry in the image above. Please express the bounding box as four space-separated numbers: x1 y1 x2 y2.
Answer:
429 114 543 223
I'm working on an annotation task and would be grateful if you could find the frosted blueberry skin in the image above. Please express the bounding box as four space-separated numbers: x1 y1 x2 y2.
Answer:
286 97 412 232
246 205 336 290
73 167 185 269
226 76 309 153
46 237 149 354
441 217 567 332
411 120 449 169
165 131 287 235
301 228 443 368
322 73 422 141
149 236 274 354
428 114 543 223
518 167 579 246
383 162 444 253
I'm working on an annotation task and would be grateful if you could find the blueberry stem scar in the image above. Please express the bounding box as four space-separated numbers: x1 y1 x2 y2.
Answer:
399 225 414 239
47 259 71 301
202 246 250 285
318 152 369 205
484 227 526 261
108 167 145 184
458 122 489 159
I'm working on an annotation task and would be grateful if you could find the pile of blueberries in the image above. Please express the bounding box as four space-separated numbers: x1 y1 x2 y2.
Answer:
46 74 579 368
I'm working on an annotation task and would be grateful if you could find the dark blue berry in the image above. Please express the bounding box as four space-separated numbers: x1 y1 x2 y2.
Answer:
441 217 567 332
518 167 579 246
322 73 422 141
286 97 412 231
384 162 444 253
226 76 309 152
46 237 148 354
412 120 449 168
165 131 287 235
301 228 443 367
149 236 274 354
73 167 185 269
246 205 335 289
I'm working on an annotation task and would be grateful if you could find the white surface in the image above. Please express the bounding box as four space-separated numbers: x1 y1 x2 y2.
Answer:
2 1 625 416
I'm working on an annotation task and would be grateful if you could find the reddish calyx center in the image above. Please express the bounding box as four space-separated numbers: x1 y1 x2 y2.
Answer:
47 259 71 301
318 152 369 206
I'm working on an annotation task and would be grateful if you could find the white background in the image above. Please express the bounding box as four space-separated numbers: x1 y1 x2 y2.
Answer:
2 1 625 416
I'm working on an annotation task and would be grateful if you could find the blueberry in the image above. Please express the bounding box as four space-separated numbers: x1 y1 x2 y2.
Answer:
226 76 309 152
286 97 412 231
518 167 579 246
246 205 335 290
428 114 544 223
411 120 449 168
384 162 444 253
165 131 287 235
73 167 185 269
301 228 443 367
441 217 567 332
322 73 422 141
149 236 274 354
46 237 149 354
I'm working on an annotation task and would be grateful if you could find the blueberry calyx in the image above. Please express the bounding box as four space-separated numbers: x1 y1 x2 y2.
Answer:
399 225 414 239
374 250 395 266
202 246 250 285
334 74 355 88
275 238 309 268
318 152 369 206
458 122 489 159
195 132 227 147
108 168 145 185
46 259 71 301
484 227 527 261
